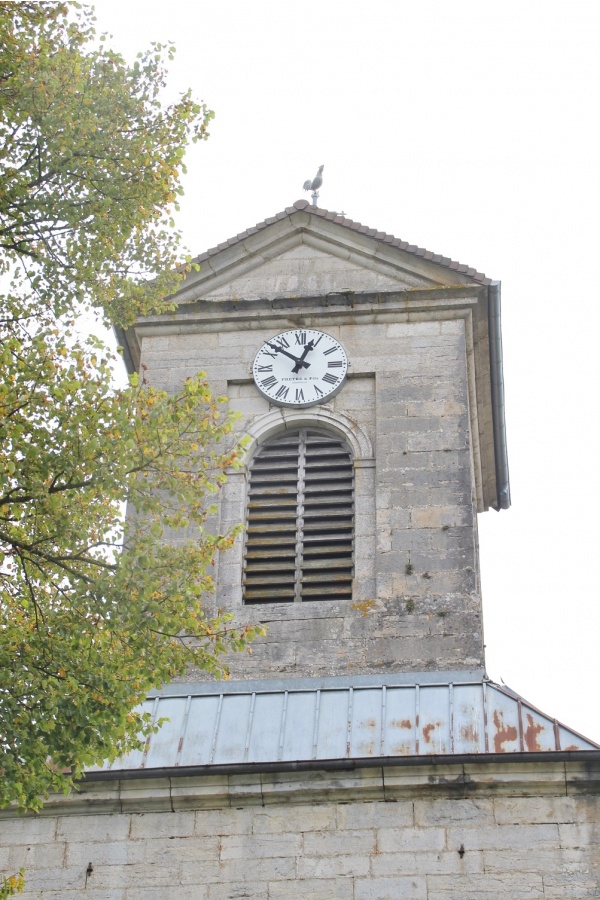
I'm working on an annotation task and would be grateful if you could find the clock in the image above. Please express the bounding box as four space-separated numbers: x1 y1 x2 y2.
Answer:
252 328 348 407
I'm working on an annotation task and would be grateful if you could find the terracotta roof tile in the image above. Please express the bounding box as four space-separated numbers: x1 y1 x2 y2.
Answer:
193 201 491 285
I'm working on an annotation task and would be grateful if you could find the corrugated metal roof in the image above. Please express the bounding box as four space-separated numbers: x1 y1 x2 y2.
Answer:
95 679 598 774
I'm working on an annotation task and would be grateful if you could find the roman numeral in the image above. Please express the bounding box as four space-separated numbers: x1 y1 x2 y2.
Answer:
294 332 307 345
314 385 324 398
322 373 339 385
295 388 305 402
261 375 277 389
327 360 343 368
257 364 273 372
275 335 290 349
323 345 338 356
275 385 289 400
262 351 277 359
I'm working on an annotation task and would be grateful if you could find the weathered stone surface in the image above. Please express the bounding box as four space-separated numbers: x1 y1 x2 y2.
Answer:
129 282 489 682
4 762 600 898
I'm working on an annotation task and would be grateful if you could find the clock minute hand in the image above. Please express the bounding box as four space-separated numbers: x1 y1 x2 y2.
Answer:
266 342 310 370
291 340 315 373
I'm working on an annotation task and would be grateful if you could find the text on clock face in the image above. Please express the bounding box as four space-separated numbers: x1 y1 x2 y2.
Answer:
252 328 348 408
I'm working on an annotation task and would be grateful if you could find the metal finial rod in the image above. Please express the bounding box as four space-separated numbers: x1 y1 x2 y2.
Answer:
303 165 324 207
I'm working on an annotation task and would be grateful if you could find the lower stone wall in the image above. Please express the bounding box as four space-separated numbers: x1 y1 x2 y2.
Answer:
2 760 599 899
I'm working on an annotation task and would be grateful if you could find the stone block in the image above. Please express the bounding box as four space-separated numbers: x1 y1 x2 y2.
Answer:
461 760 567 795
220 833 302 860
19 865 88 893
411 506 470 529
377 826 445 853
541 874 600 899
429 526 475 552
482 846 587 874
382 764 467 798
207 883 268 900
205 856 295 884
297 852 370 878
128 810 195 840
354 875 427 899
260 769 384 805
303 828 376 858
565 761 600 794
194 806 255 836
268 878 354 900
407 431 467 453
558 822 600 848
95 861 183 889
493 795 583 825
425 873 544 898
387 322 442 338
371 848 484 877
252 804 337 834
413 798 494 827
406 398 466 417
0 815 57 844
8 840 66 870
448 822 559 851
139 835 219 865
335 800 414 830
129 890 208 900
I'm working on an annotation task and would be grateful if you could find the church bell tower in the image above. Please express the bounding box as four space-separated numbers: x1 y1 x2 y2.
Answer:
9 201 598 900
122 198 508 687
113 199 595 764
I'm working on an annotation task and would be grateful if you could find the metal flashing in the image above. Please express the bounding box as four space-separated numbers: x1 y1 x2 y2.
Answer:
149 670 488 697
488 281 511 509
92 678 598 775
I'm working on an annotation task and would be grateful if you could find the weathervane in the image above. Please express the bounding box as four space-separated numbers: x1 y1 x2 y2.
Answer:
303 165 324 207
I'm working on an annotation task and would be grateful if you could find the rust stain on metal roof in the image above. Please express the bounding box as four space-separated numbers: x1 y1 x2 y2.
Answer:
524 714 544 752
460 724 479 744
493 710 518 753
423 723 439 744
390 718 413 730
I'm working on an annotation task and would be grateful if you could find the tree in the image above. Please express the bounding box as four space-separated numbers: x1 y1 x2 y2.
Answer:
0 1 262 820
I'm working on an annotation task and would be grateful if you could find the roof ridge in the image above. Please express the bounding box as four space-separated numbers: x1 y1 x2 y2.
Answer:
193 199 491 285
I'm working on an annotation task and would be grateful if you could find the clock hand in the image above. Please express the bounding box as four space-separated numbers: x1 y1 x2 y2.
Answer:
291 340 315 374
266 342 311 370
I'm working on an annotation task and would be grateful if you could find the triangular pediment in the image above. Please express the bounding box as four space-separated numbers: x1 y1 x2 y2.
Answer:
190 240 433 303
172 201 488 305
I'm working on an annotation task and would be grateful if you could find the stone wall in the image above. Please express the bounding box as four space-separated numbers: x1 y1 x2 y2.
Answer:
140 309 485 681
3 760 599 899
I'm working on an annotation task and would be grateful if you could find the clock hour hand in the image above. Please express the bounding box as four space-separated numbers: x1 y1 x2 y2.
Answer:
266 342 310 370
291 340 315 373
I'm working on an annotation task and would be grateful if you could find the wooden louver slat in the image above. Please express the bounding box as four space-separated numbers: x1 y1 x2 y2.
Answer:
243 429 354 604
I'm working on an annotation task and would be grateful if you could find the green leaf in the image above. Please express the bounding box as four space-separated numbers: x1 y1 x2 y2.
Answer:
0 1 258 816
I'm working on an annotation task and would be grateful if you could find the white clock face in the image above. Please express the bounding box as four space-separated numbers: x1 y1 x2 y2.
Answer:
252 329 348 407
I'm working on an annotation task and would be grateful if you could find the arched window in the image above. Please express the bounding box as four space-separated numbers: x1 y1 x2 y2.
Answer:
243 428 354 604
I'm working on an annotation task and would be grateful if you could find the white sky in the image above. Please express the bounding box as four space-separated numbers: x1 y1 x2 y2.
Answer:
92 0 600 742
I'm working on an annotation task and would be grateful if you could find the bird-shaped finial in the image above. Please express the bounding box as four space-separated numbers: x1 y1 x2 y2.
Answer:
303 165 324 206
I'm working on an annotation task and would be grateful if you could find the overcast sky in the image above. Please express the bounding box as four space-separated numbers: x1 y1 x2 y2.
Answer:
92 0 600 742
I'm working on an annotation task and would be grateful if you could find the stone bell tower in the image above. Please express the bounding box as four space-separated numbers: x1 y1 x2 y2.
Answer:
9 202 597 900
121 198 509 684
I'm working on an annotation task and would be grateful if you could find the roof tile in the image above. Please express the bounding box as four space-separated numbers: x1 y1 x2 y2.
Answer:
191 201 491 284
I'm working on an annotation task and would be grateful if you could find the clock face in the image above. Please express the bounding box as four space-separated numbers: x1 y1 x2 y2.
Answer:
252 329 348 407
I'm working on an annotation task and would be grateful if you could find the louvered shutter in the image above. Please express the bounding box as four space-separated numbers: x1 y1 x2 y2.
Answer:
243 429 354 604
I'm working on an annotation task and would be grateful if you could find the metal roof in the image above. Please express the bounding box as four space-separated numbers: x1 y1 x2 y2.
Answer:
94 677 598 774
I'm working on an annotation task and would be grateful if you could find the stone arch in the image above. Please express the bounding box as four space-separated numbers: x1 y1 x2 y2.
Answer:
242 406 373 466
